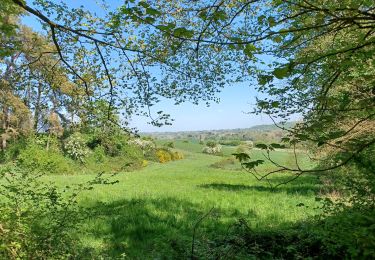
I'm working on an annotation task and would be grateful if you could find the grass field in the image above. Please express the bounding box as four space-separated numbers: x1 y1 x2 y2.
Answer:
48 141 321 258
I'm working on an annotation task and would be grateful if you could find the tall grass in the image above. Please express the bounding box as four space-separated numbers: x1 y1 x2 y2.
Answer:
46 145 320 258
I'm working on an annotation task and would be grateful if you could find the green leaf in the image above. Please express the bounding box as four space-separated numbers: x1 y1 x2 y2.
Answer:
144 16 155 23
146 7 161 16
255 143 268 150
267 16 276 27
273 36 282 43
156 23 176 31
242 160 265 169
212 10 227 21
270 143 285 149
271 101 279 108
198 10 207 19
243 44 256 57
232 153 250 162
272 66 289 79
295 133 309 141
173 27 194 38
138 1 150 8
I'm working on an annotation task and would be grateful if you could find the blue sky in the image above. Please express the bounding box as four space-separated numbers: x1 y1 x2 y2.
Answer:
21 0 289 132
131 82 275 132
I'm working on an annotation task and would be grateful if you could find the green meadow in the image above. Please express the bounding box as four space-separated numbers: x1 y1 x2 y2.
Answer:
48 141 321 258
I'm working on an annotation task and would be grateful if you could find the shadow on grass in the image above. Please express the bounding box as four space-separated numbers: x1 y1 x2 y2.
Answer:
77 175 323 258
78 196 340 259
81 197 253 259
198 174 321 195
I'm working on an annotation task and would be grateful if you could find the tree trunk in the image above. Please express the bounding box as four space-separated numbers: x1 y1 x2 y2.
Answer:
2 106 9 150
34 82 42 131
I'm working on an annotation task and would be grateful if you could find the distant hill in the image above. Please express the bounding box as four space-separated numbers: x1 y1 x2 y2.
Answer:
247 121 296 131
142 122 298 143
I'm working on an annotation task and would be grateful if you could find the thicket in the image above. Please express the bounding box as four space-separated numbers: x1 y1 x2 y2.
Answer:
0 166 118 259
202 141 223 155
155 148 184 163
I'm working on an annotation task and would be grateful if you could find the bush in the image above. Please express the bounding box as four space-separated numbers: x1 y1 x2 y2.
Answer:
219 140 241 146
206 141 218 148
128 138 156 154
171 151 184 160
202 144 222 155
155 148 184 163
0 166 81 258
64 133 89 163
163 141 175 148
91 145 106 163
17 144 74 175
0 166 118 259
121 143 144 160
0 137 28 162
142 160 148 167
93 133 126 157
156 149 172 163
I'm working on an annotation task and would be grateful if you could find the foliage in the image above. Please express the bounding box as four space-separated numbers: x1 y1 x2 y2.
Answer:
17 143 74 175
155 149 172 163
0 166 118 259
64 133 89 163
128 138 156 154
171 151 184 160
0 166 81 258
219 140 241 146
155 148 184 163
205 140 218 148
236 141 254 155
202 143 222 155
163 141 175 148
89 145 106 163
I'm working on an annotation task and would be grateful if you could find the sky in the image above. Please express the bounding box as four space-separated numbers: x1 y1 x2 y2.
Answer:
130 82 275 132
20 0 293 132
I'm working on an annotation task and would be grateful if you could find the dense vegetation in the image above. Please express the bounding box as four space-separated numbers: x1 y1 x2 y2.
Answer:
1 0 374 259
145 122 296 146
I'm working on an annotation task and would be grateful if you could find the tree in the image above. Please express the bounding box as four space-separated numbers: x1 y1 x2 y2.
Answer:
6 0 375 179
6 0 244 129
122 0 374 184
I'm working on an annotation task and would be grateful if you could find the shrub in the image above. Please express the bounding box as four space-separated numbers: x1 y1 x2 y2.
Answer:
91 145 106 163
128 138 156 154
0 137 27 162
0 167 117 259
64 133 89 163
155 149 184 163
156 149 172 163
91 133 127 157
163 141 175 148
171 151 184 160
17 144 74 175
202 144 222 155
34 134 61 152
142 160 148 167
219 140 241 146
121 143 144 160
0 166 81 258
206 140 218 148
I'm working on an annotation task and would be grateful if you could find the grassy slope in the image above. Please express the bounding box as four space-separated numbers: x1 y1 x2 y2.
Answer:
49 142 320 258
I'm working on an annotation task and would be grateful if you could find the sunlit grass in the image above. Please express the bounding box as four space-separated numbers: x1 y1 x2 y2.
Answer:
46 144 320 258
